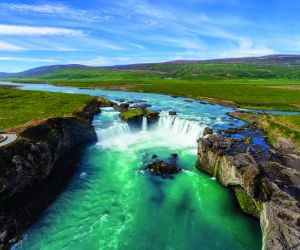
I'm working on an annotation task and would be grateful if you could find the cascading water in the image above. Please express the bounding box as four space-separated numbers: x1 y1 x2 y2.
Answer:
9 82 262 250
155 112 205 148
142 116 147 132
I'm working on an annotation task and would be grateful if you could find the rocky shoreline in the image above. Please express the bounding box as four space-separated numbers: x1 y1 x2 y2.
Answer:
196 122 300 250
0 98 102 249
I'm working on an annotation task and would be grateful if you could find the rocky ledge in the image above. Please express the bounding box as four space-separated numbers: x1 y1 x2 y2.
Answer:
196 125 300 250
0 97 102 249
119 108 160 127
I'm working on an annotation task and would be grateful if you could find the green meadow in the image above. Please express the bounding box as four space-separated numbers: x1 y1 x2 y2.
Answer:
1 62 300 143
0 86 94 130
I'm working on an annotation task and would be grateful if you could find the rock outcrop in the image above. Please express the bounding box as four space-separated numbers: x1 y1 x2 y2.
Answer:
145 160 180 177
119 108 160 127
113 103 129 112
196 126 300 250
0 98 101 249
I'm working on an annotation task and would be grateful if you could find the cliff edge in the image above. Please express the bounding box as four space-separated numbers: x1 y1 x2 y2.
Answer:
196 125 300 250
0 97 101 249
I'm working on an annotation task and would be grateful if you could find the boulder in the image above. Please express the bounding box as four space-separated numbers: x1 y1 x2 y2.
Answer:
203 127 213 136
119 109 144 126
113 103 129 112
145 160 180 176
169 111 177 116
152 154 158 159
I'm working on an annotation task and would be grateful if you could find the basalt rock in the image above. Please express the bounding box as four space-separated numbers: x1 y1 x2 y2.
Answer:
97 97 116 107
0 98 101 249
145 160 180 177
119 109 160 127
113 103 129 112
146 110 160 124
203 127 213 136
119 109 144 127
196 126 300 250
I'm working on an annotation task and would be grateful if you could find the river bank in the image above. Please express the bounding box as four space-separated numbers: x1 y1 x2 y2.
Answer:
0 98 102 249
196 122 300 249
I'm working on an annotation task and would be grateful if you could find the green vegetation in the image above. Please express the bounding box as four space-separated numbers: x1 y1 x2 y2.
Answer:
1 62 300 146
234 187 260 218
130 80 300 111
231 112 300 151
119 109 144 121
145 109 158 116
0 86 94 130
2 63 300 111
148 62 300 80
258 114 300 150
0 134 5 141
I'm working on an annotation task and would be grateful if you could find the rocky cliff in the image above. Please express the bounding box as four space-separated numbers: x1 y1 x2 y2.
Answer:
196 126 300 250
0 98 101 249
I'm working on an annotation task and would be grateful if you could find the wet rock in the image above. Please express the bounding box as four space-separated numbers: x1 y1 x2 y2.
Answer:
152 154 158 159
120 109 160 127
113 103 129 112
169 111 177 116
203 127 213 136
145 160 180 176
171 153 178 158
97 97 116 107
184 100 193 103
119 109 144 126
146 110 160 124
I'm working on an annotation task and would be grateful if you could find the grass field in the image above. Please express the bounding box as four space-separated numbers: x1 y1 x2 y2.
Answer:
0 86 94 130
1 62 300 148
2 61 300 111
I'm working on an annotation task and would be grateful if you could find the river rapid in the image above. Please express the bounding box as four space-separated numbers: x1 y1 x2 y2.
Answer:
1 82 262 250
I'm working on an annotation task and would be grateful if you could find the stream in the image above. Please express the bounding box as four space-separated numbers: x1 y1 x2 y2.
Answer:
1 82 262 250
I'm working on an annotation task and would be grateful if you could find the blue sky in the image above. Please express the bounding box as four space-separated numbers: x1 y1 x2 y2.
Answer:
0 0 299 72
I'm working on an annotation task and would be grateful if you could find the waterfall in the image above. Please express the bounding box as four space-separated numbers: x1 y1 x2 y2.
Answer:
154 113 206 148
142 116 147 132
96 123 130 143
95 110 207 150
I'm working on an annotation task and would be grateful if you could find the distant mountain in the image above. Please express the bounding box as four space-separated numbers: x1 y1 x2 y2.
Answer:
0 72 12 78
0 64 97 78
106 54 300 70
0 54 300 78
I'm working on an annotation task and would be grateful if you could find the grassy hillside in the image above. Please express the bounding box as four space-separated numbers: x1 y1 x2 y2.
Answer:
0 86 94 130
1 60 300 111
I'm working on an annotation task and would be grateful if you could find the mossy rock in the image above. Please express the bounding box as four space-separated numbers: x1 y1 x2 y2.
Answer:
119 109 144 121
234 187 261 218
145 110 160 123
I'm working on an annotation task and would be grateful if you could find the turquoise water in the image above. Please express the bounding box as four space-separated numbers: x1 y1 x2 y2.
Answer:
4 82 262 250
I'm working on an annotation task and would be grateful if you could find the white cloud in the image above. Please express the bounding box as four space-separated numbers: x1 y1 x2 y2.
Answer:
220 39 274 58
0 3 109 22
73 56 131 66
0 40 24 51
0 57 57 63
0 25 84 36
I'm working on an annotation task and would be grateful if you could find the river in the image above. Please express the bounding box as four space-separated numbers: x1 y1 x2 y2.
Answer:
1 82 262 250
